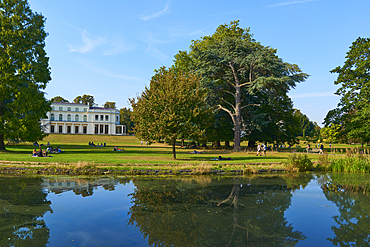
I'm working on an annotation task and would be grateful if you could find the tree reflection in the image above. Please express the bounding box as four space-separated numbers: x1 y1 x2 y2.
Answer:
319 173 370 246
0 176 52 247
128 175 308 247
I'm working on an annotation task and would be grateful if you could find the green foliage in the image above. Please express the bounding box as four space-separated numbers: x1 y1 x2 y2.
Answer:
50 96 69 103
330 157 370 173
0 0 51 150
129 67 211 159
286 154 313 172
73 94 95 107
188 20 308 151
119 107 134 132
320 124 341 143
293 109 320 139
329 37 370 143
103 101 116 109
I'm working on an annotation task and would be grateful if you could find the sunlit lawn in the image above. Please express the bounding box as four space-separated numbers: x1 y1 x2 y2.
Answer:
0 135 367 168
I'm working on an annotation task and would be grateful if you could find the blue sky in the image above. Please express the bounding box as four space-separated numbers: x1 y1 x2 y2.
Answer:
28 0 370 126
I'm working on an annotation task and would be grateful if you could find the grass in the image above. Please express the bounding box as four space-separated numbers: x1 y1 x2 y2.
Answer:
1 134 370 173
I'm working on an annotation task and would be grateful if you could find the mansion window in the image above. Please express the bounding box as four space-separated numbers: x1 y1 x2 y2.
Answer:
75 108 79 112
75 115 79 122
67 114 71 121
59 114 63 121
83 115 87 122
67 107 71 111
95 115 98 120
51 125 55 133
51 114 55 121
59 107 63 111
84 108 87 112
105 115 108 121
100 115 103 121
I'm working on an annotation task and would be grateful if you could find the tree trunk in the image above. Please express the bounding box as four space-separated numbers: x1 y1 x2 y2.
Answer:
234 83 241 151
0 101 5 150
181 139 185 147
225 140 230 148
0 134 5 150
172 139 177 159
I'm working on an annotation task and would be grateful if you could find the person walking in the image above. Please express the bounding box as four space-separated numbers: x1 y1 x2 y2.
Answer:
319 143 324 155
256 143 261 156
306 143 310 154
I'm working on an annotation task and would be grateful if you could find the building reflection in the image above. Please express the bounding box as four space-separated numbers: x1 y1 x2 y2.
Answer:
41 178 120 196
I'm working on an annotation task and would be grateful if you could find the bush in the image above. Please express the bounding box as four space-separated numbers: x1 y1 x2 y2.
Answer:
286 154 313 172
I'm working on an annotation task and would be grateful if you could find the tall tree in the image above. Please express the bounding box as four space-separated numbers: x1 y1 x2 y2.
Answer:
328 37 370 145
293 109 319 139
119 107 134 132
73 94 95 107
190 21 308 151
103 101 116 109
50 96 69 103
0 0 51 150
130 67 211 159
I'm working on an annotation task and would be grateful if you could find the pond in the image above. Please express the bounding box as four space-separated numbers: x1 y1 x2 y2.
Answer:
1 173 369 247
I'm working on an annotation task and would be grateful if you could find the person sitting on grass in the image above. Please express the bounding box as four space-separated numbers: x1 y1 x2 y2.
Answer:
43 149 48 157
113 147 124 151
32 149 38 157
218 156 231 160
190 150 202 154
37 149 43 157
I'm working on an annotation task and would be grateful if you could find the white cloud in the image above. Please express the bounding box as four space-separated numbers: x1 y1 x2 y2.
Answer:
268 0 317 8
80 60 141 80
290 91 338 99
69 30 107 53
140 3 170 21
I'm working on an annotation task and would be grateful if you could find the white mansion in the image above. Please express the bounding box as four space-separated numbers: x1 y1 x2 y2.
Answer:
40 102 126 135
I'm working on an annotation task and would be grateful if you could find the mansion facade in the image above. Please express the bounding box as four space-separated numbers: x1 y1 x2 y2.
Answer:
40 102 126 135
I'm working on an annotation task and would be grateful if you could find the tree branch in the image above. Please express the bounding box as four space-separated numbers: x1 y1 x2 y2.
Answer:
241 104 260 110
218 105 236 124
221 98 236 112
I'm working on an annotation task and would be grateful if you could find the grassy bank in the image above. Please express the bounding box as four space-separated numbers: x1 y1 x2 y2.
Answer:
1 134 369 175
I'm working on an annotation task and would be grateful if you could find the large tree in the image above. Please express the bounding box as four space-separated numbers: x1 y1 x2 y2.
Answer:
130 67 211 159
119 107 134 132
73 94 95 107
327 37 370 145
103 101 116 109
0 0 51 150
50 96 69 103
190 21 308 151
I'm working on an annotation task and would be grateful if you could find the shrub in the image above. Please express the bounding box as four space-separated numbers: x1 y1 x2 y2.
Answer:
286 154 313 172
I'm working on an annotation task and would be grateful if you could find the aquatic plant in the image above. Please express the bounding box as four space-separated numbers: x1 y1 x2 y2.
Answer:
330 156 370 173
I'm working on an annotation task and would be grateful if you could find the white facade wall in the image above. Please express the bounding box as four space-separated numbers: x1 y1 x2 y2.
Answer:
40 102 126 135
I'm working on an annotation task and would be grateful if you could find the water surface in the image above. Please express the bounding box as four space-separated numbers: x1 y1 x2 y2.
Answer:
1 173 369 246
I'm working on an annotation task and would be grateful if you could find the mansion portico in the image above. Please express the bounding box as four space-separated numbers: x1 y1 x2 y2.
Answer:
40 102 126 135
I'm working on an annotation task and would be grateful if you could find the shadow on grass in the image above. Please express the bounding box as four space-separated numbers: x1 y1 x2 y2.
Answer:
183 155 287 162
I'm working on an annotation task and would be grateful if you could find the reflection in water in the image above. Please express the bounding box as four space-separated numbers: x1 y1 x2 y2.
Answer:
0 173 370 246
128 175 311 247
0 176 52 247
318 173 370 246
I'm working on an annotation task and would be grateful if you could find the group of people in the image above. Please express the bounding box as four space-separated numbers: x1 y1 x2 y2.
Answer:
89 142 106 147
306 143 325 154
256 143 267 156
32 146 63 157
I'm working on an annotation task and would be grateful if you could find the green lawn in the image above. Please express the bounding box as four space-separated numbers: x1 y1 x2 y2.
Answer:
0 134 367 172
